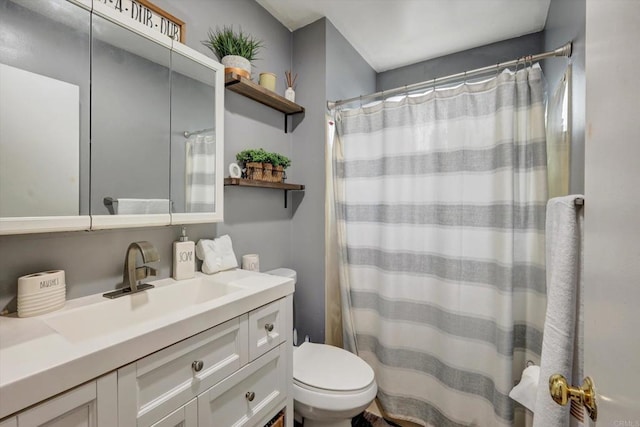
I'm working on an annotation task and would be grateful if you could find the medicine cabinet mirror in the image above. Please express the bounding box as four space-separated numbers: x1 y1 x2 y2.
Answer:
0 0 91 234
0 0 224 235
169 42 224 225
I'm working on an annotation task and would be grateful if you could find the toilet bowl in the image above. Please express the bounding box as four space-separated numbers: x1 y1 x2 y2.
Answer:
265 268 377 427
293 342 377 427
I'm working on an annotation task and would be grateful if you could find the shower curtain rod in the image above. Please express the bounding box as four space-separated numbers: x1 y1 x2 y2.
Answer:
327 42 572 109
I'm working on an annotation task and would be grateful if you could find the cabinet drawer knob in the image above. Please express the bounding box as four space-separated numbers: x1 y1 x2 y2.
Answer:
192 360 204 372
265 323 275 332
245 391 256 402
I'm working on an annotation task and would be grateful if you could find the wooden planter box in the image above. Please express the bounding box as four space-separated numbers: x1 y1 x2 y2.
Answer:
244 163 285 183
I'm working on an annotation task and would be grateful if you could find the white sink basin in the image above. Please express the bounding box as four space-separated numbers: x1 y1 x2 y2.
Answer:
43 277 245 342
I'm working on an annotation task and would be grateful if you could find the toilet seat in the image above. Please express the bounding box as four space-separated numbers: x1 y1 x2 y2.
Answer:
293 378 377 413
293 342 375 392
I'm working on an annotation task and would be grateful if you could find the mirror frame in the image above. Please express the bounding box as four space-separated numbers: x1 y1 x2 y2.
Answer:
0 0 224 234
169 42 224 225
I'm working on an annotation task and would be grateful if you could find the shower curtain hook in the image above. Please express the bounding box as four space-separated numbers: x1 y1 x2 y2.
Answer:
404 84 409 97
359 95 363 108
432 77 436 93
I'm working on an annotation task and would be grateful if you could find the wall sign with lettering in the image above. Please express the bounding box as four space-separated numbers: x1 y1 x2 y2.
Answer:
99 0 185 43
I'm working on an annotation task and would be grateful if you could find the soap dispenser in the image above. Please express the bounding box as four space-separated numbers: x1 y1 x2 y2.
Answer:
173 227 195 280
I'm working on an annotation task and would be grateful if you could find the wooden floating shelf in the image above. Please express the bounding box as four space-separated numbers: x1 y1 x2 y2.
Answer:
224 178 304 191
224 178 305 208
224 72 305 116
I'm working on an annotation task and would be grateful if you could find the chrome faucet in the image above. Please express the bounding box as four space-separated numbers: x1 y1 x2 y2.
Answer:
103 241 159 299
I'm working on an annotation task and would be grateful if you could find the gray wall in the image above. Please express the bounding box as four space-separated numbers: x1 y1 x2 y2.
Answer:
0 0 295 311
543 0 586 194
326 20 377 102
290 19 327 343
1 0 584 348
377 32 544 91
289 19 376 344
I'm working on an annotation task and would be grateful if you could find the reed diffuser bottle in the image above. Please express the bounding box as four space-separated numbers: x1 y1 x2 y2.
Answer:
284 70 297 102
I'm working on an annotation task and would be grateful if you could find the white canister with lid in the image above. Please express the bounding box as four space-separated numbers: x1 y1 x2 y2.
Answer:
17 270 66 317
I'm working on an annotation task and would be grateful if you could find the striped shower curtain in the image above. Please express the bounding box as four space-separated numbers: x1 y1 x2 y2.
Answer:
185 133 216 212
331 65 547 427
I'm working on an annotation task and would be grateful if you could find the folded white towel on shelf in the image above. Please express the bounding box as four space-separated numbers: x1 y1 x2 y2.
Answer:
116 198 170 214
509 365 540 412
196 235 238 274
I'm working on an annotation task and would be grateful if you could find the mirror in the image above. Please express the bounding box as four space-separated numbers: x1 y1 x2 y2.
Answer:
0 0 224 234
169 43 224 224
90 12 171 226
0 0 91 232
170 47 217 215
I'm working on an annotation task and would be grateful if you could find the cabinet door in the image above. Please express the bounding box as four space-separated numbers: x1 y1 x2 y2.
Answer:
16 373 116 427
249 299 286 361
169 42 224 225
0 0 91 235
198 344 287 427
89 5 172 230
149 399 196 427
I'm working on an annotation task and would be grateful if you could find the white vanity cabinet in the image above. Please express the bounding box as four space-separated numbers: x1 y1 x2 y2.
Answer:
0 273 295 426
117 298 291 427
149 399 197 427
13 372 117 427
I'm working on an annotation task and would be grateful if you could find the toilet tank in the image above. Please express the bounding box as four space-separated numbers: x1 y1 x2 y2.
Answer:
265 268 297 284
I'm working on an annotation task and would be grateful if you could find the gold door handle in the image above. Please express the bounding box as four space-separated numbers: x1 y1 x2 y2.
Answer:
549 374 598 422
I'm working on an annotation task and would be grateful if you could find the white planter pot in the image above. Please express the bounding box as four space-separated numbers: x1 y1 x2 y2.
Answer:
221 55 251 79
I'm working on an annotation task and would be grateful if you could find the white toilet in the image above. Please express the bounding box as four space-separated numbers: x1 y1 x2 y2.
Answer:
266 269 378 427
293 341 377 426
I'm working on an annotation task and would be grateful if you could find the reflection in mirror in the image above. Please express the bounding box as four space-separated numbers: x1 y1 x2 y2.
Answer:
90 14 171 216
0 64 79 217
0 0 90 217
170 50 216 214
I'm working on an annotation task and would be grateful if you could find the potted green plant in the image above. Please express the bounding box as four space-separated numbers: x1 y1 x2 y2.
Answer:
202 26 263 79
270 153 291 183
235 149 291 182
236 148 269 180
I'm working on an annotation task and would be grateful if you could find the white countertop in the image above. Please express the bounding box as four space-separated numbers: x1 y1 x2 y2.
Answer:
0 269 294 419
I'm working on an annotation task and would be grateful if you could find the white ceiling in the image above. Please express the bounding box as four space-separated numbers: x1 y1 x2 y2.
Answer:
256 0 551 72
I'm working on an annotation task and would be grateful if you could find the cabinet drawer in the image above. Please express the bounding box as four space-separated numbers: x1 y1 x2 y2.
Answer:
118 315 248 427
249 299 286 361
198 344 287 427
149 398 196 427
